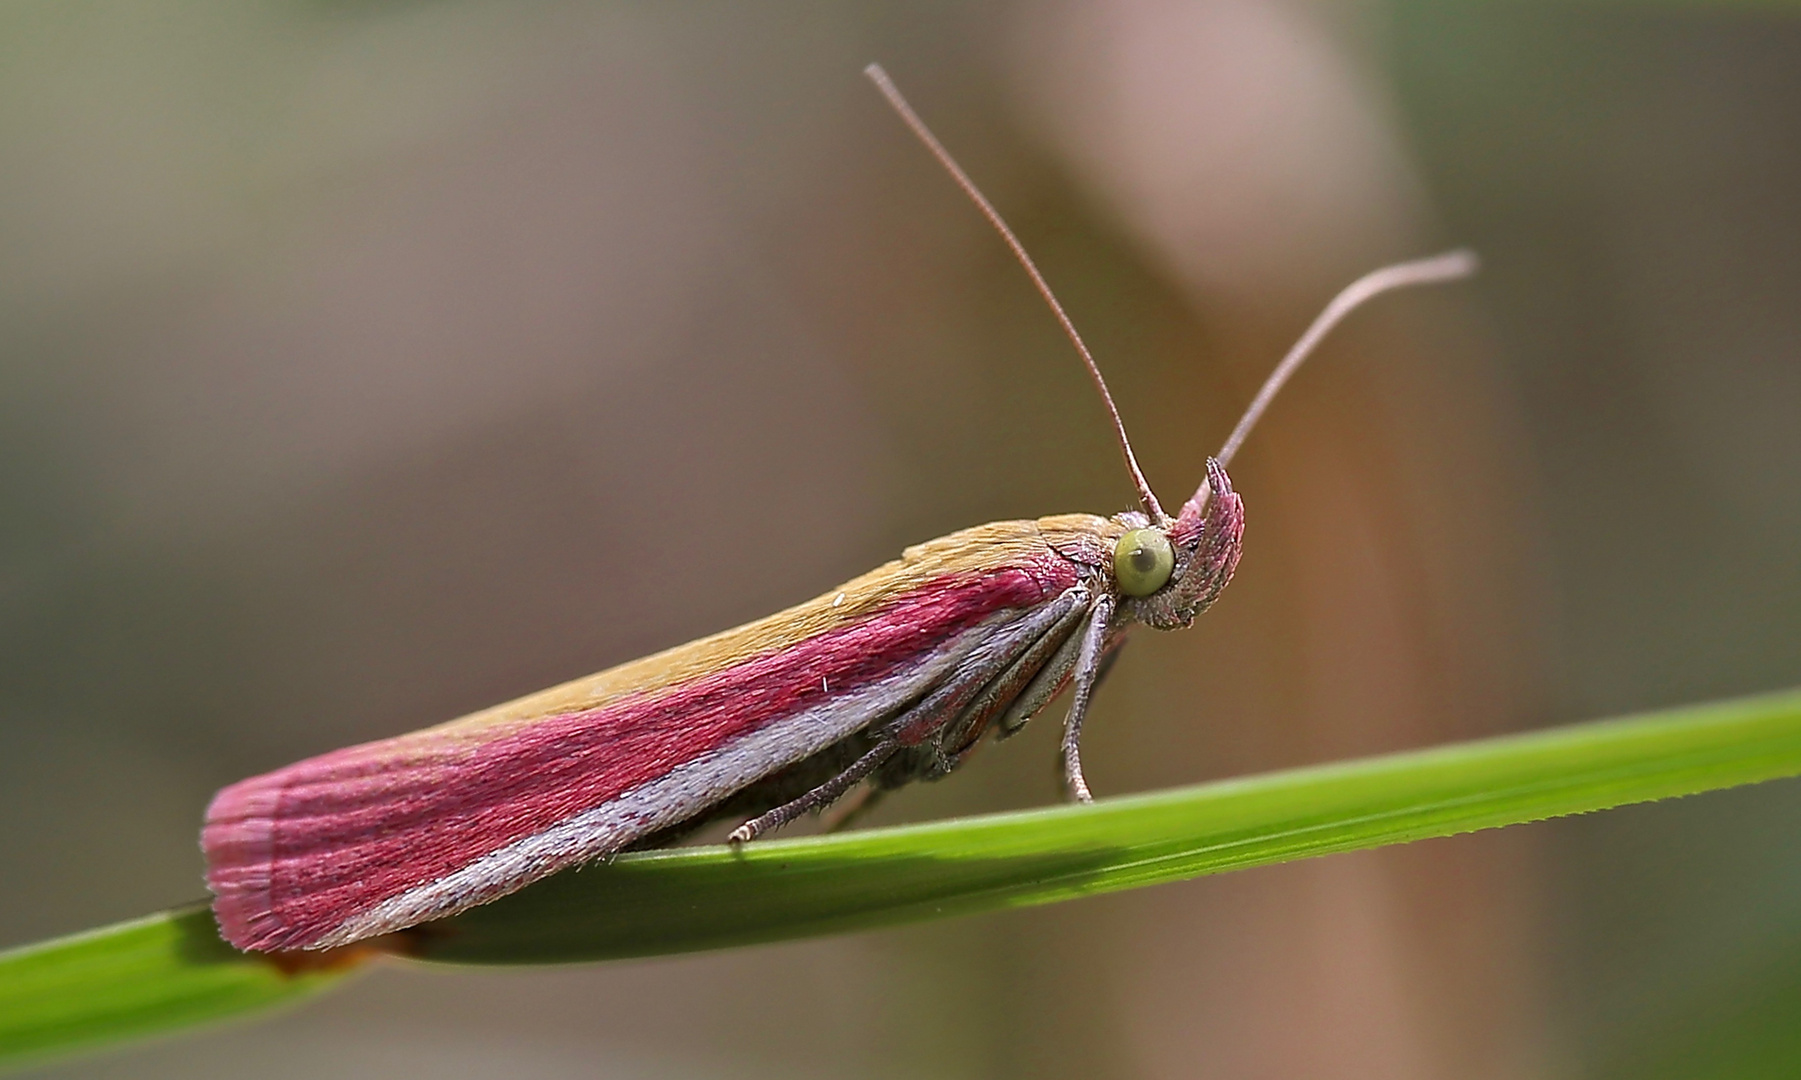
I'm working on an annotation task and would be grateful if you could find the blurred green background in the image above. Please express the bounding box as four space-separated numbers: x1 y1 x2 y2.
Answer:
2 1 1798 1076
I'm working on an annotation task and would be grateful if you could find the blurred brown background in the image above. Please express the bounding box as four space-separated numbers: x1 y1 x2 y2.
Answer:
3 2 1799 1077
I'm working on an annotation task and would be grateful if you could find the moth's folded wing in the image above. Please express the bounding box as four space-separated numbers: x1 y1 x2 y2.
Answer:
203 565 1074 951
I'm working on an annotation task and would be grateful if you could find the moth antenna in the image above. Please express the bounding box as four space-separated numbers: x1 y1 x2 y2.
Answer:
864 63 1167 524
1216 250 1479 467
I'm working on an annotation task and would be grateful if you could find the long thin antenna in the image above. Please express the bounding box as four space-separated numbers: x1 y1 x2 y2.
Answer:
1216 250 1479 467
864 63 1167 523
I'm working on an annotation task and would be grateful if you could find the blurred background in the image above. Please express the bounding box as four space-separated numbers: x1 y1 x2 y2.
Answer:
2 1 1798 1076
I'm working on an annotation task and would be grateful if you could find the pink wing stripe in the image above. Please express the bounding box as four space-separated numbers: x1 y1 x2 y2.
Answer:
204 563 1072 950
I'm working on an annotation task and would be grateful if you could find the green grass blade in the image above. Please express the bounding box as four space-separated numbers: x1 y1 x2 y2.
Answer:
0 906 357 1070
4 687 1800 1070
421 687 1801 962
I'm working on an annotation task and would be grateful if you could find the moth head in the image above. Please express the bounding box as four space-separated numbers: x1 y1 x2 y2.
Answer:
1116 458 1244 631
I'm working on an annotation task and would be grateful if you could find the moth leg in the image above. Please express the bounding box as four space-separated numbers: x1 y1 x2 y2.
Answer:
821 784 887 833
1043 634 1130 789
729 740 900 843
995 611 1088 740
1091 635 1128 694
939 590 1090 758
1060 593 1117 804
884 590 1086 750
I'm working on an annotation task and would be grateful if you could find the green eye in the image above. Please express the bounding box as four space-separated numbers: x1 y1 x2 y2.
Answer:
1113 528 1174 597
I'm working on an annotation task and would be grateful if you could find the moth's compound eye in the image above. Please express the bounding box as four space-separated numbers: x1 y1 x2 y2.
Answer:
1113 528 1174 597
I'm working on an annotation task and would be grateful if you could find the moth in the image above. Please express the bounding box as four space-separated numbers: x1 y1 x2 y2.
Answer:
202 65 1476 952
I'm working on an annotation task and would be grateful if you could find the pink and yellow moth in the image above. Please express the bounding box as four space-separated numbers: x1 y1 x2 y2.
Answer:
202 65 1477 953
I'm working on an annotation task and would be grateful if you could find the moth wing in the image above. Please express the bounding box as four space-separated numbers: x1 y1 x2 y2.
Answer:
204 553 1081 951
